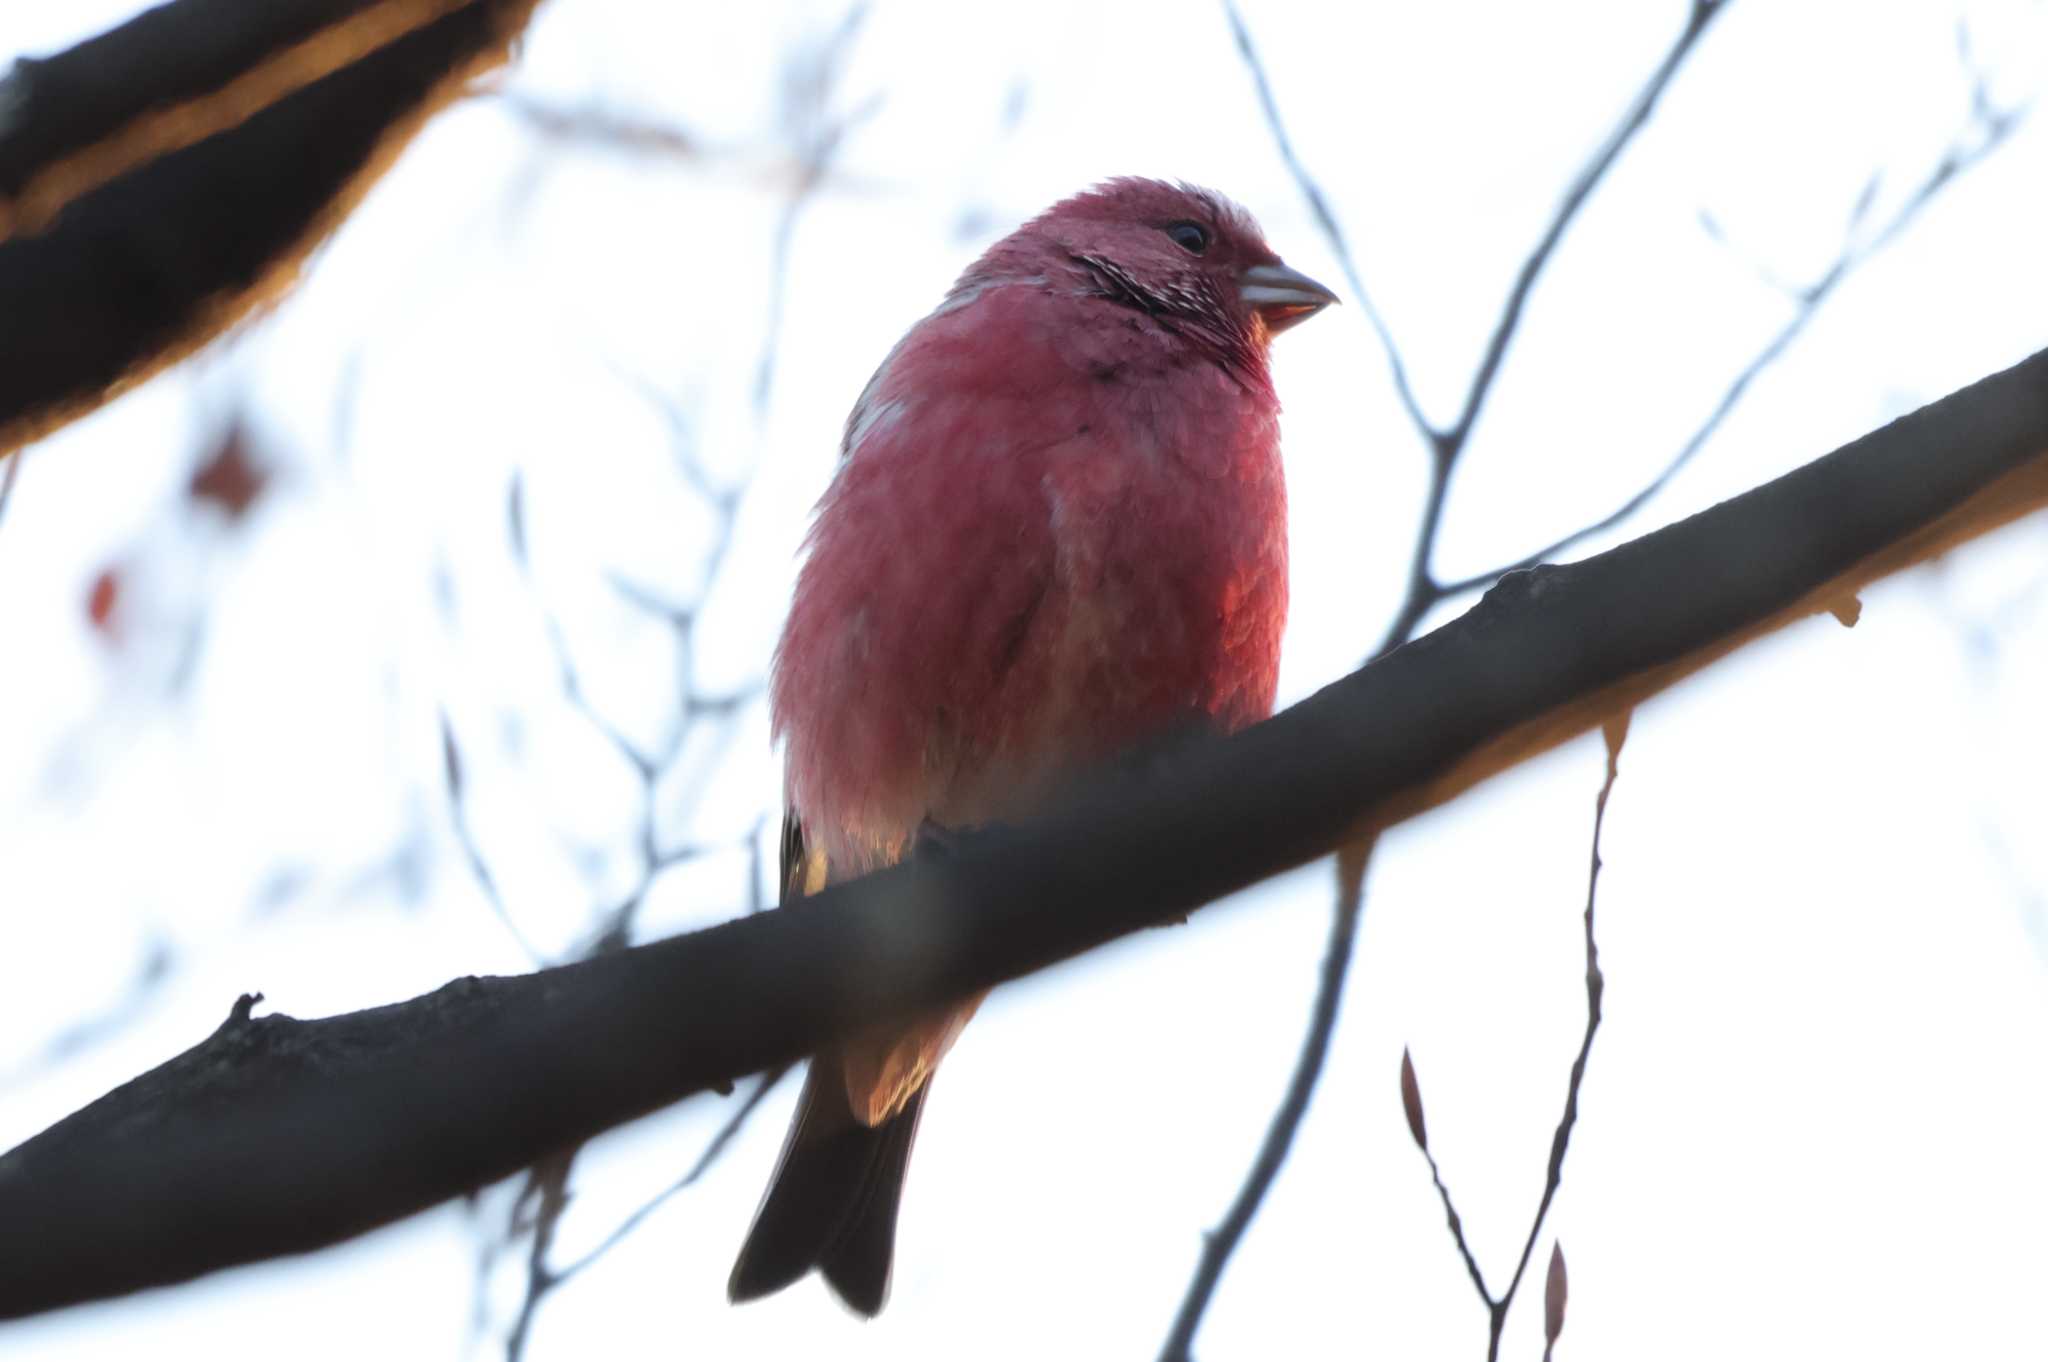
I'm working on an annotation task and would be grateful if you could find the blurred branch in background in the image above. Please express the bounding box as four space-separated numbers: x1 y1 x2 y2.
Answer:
454 378 772 1348
753 3 875 417
1446 23 2035 596
488 1065 788 1362
444 12 876 1351
0 0 542 461
0 2 882 1349
0 391 452 1082
1172 4 1722 1349
498 93 705 163
0 934 175 1089
1168 3 2039 1349
1222 0 1728 654
5 341 2046 1320
0 0 468 237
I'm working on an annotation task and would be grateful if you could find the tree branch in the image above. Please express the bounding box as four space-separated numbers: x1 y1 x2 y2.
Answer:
3 347 2046 1320
1174 7 1731 1348
0 0 544 462
1406 712 1622 1362
1158 839 1373 1362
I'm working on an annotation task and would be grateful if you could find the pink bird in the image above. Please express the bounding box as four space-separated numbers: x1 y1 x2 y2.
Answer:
728 178 1336 1315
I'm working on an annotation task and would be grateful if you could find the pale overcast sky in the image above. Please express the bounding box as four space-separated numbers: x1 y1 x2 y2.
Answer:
3 2 2046 1359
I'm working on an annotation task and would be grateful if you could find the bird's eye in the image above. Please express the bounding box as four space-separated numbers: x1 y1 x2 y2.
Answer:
1163 221 1210 255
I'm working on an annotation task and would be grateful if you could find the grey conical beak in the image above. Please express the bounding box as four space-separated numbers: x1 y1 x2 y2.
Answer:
1240 260 1340 335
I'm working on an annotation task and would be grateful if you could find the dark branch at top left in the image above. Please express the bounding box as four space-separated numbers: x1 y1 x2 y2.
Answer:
0 0 544 462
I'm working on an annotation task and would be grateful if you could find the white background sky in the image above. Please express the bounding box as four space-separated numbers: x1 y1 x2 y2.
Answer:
3 1 2047 1358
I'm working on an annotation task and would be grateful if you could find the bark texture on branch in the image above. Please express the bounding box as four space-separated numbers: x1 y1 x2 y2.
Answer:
3 347 2045 1321
0 0 541 460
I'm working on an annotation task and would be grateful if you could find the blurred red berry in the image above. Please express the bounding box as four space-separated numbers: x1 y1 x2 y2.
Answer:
86 566 120 637
188 421 268 521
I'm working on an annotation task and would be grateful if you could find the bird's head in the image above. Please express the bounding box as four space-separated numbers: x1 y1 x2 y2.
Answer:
968 178 1338 365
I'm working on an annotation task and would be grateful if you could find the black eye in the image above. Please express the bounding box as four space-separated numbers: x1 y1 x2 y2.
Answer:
1163 221 1210 255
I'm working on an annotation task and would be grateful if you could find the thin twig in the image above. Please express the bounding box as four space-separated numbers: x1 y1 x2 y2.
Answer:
1405 713 1622 1362
0 933 174 1088
1174 13 2031 1346
1439 84 2033 598
1447 1 1728 453
496 94 702 161
1166 6 1722 1349
1159 838 1373 1362
439 710 542 963
1219 0 1428 437
1417 1121 1493 1306
501 1149 572 1362
498 1068 789 1362
1367 0 1730 658
752 3 874 418
555 1066 790 1284
1490 713 1622 1355
476 20 870 1336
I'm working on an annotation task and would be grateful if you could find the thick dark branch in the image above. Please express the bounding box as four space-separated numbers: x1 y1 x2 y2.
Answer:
0 0 467 236
0 0 542 461
3 348 2047 1320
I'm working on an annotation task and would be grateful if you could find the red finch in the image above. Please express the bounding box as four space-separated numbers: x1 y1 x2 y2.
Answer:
728 178 1336 1315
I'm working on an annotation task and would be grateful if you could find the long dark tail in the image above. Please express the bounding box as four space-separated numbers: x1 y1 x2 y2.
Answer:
728 1051 929 1316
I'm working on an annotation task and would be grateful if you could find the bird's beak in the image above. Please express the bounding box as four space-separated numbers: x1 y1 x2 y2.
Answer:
1239 260 1339 335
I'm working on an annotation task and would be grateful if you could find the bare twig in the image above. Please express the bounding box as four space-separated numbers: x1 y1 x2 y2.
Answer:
551 1067 789 1284
497 94 702 161
1219 0 1427 436
753 4 875 418
1405 712 1623 1362
1226 0 1729 650
1174 9 2033 1348
1492 712 1621 1349
1447 3 1728 453
1440 82 2034 597
1367 0 1730 658
497 1068 789 1362
1168 7 1723 1349
469 17 866 1325
500 1149 572 1362
1158 838 1373 1362
473 436 762 1348
0 934 175 1088
439 709 542 963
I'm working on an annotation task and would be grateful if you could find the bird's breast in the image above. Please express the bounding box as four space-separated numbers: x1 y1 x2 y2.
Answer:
774 291 1288 868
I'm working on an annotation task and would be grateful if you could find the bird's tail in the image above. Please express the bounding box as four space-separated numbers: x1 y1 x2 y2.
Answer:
727 1049 929 1317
